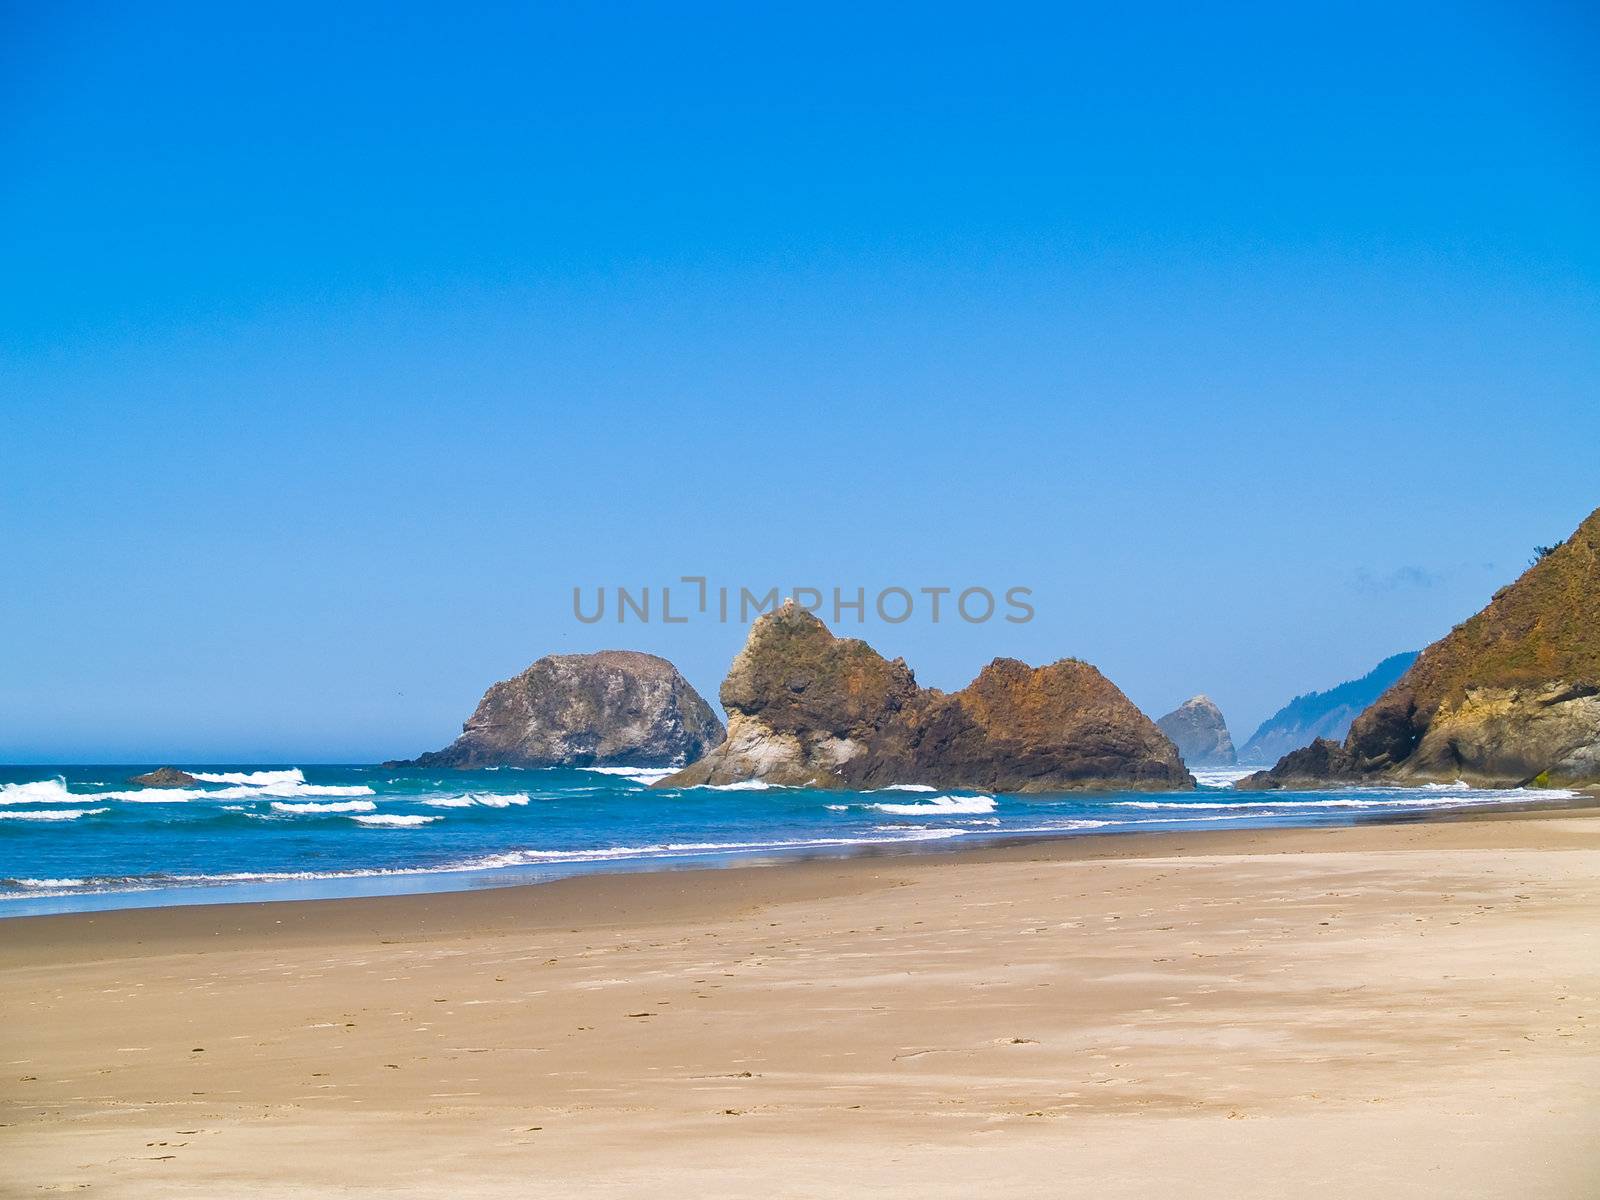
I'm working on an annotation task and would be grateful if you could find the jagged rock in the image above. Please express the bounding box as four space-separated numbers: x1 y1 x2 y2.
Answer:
655 603 1192 792
1239 652 1418 764
1155 696 1236 767
128 767 196 787
1242 506 1600 789
403 651 725 769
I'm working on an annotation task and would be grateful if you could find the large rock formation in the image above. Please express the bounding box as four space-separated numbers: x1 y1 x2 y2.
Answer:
404 651 725 769
1155 696 1236 767
655 603 1192 792
1240 506 1600 789
1239 651 1418 764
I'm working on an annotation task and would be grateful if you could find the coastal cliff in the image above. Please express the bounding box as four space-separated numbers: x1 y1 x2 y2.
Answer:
403 651 725 769
1240 506 1600 789
1238 651 1418 764
655 603 1192 791
1155 696 1236 767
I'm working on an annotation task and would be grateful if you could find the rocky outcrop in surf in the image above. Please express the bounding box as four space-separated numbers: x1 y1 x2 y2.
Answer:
128 767 197 787
1155 696 1236 767
654 603 1192 792
1240 506 1600 790
1238 652 1418 764
402 651 725 769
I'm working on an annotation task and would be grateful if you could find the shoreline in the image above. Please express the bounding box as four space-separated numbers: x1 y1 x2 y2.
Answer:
8 759 1595 921
5 797 1596 949
4 807 1597 1197
3 788 1595 922
2 789 1596 923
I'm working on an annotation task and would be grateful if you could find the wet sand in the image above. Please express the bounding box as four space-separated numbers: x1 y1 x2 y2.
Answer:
4 810 1598 1198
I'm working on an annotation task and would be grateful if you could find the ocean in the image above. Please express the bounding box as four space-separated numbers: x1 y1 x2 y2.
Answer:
0 764 1583 916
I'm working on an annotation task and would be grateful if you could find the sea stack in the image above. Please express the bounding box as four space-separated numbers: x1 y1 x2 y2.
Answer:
1155 696 1236 767
404 651 725 769
654 602 1192 792
128 767 197 787
1240 505 1600 789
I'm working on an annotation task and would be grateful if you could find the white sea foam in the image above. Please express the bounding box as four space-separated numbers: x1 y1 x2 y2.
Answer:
421 793 531 809
96 782 377 803
580 766 677 784
870 794 998 816
270 800 378 814
188 769 306 786
694 780 779 791
0 773 377 806
0 778 80 805
1190 767 1261 788
11 877 88 887
872 784 939 792
351 813 440 828
0 807 107 821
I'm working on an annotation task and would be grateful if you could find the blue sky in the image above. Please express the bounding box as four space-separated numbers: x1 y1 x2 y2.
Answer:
2 1 1597 762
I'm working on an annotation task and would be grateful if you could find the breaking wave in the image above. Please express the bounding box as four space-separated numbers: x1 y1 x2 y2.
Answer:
870 794 998 816
269 800 378 814
188 769 307 786
0 778 79 805
580 766 677 784
421 793 531 809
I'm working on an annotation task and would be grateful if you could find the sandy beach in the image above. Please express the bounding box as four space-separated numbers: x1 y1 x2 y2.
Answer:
4 810 1598 1198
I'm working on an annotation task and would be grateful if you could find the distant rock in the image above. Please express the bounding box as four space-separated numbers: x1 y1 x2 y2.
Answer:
128 767 196 787
1241 506 1600 790
655 603 1192 792
1155 696 1236 767
402 651 725 769
1238 652 1418 764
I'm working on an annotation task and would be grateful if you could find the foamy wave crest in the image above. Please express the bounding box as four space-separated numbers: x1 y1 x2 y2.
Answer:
871 784 938 792
270 800 378 814
188 769 306 786
99 782 377 803
1191 767 1260 788
10 877 88 887
693 780 780 791
351 813 440 828
870 794 998 816
580 766 677 784
0 778 81 805
425 793 531 809
0 807 108 821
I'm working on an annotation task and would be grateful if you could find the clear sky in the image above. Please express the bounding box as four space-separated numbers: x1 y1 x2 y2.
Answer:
2 1 1597 762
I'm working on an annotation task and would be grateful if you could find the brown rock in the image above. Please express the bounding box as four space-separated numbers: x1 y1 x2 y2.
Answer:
656 603 1192 792
403 651 724 769
1244 505 1600 789
128 767 197 787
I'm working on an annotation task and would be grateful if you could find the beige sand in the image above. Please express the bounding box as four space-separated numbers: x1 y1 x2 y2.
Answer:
3 811 1598 1198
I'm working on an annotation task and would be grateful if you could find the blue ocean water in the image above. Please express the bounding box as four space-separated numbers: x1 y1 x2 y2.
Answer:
0 764 1583 916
